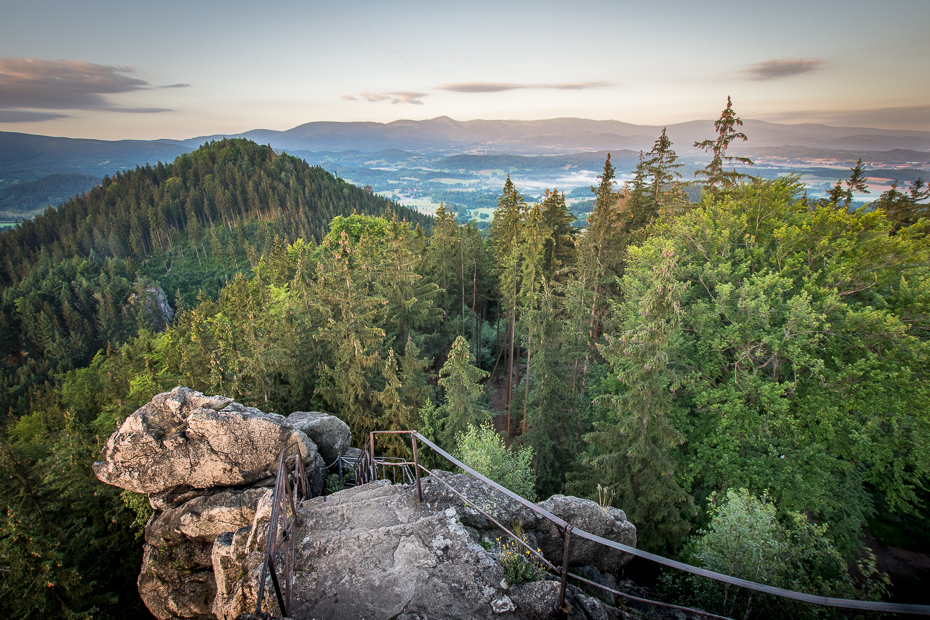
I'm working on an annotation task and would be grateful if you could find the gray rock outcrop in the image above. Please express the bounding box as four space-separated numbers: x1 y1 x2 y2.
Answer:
128 284 175 331
536 495 637 574
92 387 351 620
138 540 216 620
95 388 645 620
146 488 272 546
418 472 636 577
420 470 541 533
93 387 318 494
287 411 351 465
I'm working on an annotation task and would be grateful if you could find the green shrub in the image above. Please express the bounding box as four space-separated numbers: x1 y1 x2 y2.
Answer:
456 421 536 501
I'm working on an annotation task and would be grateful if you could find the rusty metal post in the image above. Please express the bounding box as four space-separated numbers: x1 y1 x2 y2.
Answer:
369 433 376 482
268 555 288 618
558 525 573 612
411 433 423 502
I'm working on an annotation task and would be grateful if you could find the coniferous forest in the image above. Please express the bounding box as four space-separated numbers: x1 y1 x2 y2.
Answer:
1 102 929 619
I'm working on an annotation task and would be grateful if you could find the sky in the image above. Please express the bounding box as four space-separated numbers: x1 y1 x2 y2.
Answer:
0 0 928 141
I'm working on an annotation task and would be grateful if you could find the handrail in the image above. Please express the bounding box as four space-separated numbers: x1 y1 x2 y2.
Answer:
253 442 310 618
363 430 930 617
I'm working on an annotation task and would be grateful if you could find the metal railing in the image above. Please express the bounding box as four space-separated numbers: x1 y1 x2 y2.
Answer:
358 429 930 618
352 432 415 486
253 442 310 619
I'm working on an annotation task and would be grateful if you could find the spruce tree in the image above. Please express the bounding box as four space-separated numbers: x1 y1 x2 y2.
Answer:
488 177 526 421
645 128 687 217
826 158 870 210
694 96 754 193
522 282 578 498
514 204 551 432
422 203 462 342
582 245 694 551
574 154 625 344
621 129 687 248
438 335 490 448
873 177 930 232
539 189 577 280
313 232 386 437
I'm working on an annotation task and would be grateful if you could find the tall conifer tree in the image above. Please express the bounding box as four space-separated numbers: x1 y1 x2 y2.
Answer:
581 245 694 551
694 97 754 193
438 336 490 447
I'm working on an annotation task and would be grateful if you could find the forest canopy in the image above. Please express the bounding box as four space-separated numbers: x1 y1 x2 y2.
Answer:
1 113 929 619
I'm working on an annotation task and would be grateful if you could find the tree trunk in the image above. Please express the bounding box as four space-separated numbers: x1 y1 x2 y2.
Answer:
506 306 515 436
472 258 478 357
523 334 531 434
460 237 466 336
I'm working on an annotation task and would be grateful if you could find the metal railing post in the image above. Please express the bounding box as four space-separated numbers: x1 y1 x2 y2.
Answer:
411 432 423 502
267 555 287 617
369 434 376 482
558 525 573 612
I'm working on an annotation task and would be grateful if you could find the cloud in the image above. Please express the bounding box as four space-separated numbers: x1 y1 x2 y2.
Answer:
763 104 930 130
0 109 70 123
342 89 427 105
0 57 187 118
743 58 824 80
437 81 610 93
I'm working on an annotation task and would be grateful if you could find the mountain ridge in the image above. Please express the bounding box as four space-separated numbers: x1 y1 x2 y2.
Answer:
176 116 930 154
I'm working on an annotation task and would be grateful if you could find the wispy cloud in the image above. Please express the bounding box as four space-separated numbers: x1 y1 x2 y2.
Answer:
743 58 824 81
763 104 930 130
342 89 426 105
438 81 610 93
0 109 70 123
0 57 187 120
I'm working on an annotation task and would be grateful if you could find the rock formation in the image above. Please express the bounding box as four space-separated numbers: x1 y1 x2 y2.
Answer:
93 387 349 620
286 411 351 465
128 284 175 331
215 477 636 620
536 495 637 575
93 388 322 494
95 387 654 620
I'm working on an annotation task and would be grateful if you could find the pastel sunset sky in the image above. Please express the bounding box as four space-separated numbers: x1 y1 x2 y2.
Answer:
1 0 928 140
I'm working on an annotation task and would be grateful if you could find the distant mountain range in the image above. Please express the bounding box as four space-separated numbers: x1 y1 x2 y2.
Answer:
173 116 930 155
1 116 928 217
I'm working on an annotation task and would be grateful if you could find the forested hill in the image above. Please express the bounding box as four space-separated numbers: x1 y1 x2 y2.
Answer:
0 138 430 417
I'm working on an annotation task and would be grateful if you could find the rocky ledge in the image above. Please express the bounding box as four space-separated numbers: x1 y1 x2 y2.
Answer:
93 387 671 620
215 473 640 620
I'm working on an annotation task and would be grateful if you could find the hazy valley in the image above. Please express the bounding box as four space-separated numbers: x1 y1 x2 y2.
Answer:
3 116 929 223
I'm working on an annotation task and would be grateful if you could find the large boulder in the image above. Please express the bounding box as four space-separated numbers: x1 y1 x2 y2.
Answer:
146 488 272 546
93 387 318 494
287 411 351 465
536 495 637 575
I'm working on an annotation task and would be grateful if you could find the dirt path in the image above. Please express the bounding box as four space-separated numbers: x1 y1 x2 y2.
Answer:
861 529 930 604
484 362 520 443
